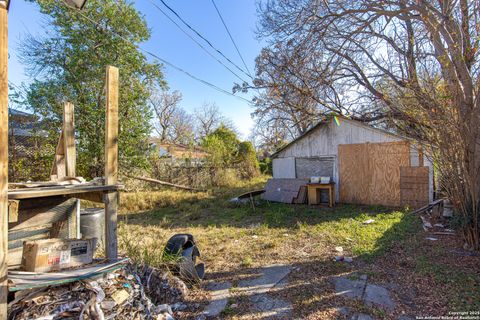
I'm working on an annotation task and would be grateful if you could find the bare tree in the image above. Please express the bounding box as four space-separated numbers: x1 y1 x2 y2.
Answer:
194 102 235 138
257 0 480 249
170 108 195 145
150 90 183 142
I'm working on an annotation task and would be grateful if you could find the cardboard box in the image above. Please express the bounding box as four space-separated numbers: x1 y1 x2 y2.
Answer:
21 238 96 272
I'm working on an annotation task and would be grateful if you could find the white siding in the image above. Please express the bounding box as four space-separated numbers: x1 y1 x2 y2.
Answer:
272 157 296 178
275 118 401 159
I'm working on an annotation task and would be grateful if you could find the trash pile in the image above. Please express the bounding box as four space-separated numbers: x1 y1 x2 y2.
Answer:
415 199 456 242
8 263 189 320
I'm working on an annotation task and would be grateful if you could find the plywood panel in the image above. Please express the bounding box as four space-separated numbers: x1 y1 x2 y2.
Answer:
339 141 410 206
338 144 370 204
262 178 309 203
400 166 429 209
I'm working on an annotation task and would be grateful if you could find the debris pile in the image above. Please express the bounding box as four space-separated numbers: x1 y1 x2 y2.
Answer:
415 199 456 241
8 263 188 320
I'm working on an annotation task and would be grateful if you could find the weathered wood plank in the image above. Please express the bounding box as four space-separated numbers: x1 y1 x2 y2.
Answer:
50 131 65 181
8 184 121 200
7 200 18 223
8 197 75 231
63 102 76 177
400 166 429 208
105 66 119 260
75 191 104 203
0 4 7 316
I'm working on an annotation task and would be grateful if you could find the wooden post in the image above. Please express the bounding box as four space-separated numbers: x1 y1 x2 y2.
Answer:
418 146 424 167
104 66 119 260
0 3 7 317
63 102 76 177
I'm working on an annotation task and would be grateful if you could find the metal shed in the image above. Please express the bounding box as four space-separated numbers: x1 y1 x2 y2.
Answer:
271 117 434 207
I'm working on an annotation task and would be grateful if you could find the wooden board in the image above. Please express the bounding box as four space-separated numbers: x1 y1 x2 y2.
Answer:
50 131 66 180
400 166 429 209
8 197 76 231
8 184 121 200
105 66 119 260
338 141 411 206
63 102 76 177
0 4 7 317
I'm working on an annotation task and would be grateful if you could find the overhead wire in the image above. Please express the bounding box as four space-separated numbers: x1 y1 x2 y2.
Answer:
61 2 252 104
156 0 253 80
147 0 249 84
210 0 253 78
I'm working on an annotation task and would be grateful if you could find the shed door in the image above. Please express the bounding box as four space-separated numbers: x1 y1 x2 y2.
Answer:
272 157 296 179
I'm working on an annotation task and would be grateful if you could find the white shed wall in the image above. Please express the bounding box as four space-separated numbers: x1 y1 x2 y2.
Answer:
272 157 296 178
275 118 402 159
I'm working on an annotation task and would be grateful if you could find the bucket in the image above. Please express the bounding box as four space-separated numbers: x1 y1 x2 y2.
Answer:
80 208 104 248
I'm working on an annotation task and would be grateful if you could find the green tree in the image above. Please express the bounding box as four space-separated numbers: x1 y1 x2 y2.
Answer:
202 125 239 166
20 0 165 178
202 125 259 179
237 141 260 179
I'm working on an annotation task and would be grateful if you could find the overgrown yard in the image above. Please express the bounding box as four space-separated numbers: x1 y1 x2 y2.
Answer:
115 177 480 319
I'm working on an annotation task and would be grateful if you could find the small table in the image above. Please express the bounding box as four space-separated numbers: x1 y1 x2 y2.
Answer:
307 183 335 207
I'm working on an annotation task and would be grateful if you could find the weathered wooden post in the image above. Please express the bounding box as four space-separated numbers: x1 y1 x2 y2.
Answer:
104 66 119 260
63 102 76 178
0 1 7 316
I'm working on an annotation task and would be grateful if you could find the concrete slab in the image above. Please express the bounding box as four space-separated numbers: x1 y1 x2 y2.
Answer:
238 264 292 295
237 265 293 319
250 294 292 318
333 277 367 299
351 313 374 320
364 284 396 310
203 281 232 318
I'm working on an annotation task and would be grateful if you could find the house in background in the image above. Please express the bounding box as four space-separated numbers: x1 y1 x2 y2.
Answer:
149 138 209 163
9 108 39 139
270 116 434 208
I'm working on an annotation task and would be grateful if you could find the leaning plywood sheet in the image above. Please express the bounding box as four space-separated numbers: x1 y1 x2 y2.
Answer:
400 166 429 209
262 179 309 203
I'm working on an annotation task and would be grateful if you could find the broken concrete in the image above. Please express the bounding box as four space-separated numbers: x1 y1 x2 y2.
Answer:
238 264 292 295
250 294 292 318
333 275 396 311
364 284 396 310
203 281 232 318
351 313 374 320
333 276 367 299
238 265 293 318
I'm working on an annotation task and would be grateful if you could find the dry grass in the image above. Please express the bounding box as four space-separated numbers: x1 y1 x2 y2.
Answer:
114 177 480 319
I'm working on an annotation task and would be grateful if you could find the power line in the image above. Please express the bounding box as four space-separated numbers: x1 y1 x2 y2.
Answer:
211 0 253 78
156 0 253 80
61 3 252 104
147 0 249 84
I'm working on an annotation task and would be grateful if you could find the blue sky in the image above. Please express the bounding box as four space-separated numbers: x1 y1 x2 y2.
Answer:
8 0 263 139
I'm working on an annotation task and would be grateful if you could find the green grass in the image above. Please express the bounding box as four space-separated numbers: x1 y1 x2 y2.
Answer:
112 177 480 317
117 176 415 271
